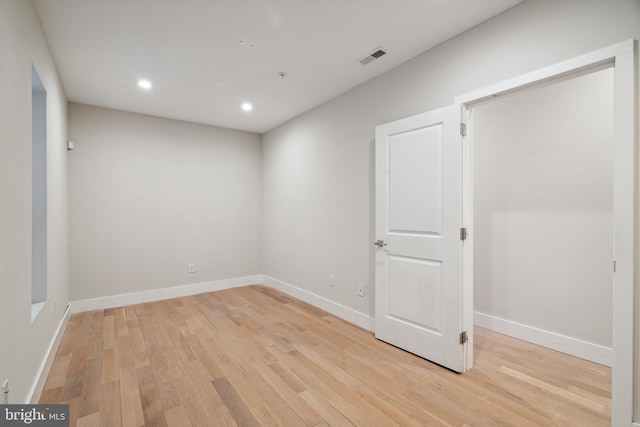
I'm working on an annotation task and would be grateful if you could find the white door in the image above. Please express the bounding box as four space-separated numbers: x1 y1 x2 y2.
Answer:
374 105 467 372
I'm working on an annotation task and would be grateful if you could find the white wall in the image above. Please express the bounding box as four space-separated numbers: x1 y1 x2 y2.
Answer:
0 0 69 403
68 103 262 301
262 0 639 322
472 68 614 349
262 104 375 314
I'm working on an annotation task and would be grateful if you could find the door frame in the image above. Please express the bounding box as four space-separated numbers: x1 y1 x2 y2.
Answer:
455 39 637 425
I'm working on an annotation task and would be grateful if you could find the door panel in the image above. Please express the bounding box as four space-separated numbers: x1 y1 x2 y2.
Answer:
375 104 465 372
388 124 443 235
388 255 443 333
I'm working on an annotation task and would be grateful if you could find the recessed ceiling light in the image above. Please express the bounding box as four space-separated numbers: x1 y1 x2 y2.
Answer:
138 79 152 89
241 102 253 112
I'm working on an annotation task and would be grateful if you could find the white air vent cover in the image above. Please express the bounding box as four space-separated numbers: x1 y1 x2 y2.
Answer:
358 46 387 66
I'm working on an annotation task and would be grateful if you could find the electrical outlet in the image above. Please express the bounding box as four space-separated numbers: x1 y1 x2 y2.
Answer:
2 379 9 404
188 263 196 273
328 275 335 287
357 283 365 297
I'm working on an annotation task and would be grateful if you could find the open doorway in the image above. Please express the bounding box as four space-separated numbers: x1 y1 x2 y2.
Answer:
374 39 635 423
457 40 636 424
470 66 614 366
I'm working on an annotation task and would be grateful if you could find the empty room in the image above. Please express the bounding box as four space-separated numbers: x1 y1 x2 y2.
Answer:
1 0 640 426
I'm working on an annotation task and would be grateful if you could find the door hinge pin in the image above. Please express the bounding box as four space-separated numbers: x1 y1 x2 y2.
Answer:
460 228 467 241
460 123 467 136
460 331 468 345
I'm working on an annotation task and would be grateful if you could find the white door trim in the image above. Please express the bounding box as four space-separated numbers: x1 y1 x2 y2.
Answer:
455 39 637 425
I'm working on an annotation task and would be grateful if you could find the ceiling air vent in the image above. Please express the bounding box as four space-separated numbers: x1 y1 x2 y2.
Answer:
358 47 387 66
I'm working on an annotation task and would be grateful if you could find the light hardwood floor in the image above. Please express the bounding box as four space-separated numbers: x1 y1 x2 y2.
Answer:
40 285 611 426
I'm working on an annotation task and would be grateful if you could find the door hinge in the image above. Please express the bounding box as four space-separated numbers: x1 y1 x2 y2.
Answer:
460 123 467 137
613 260 617 273
459 331 468 345
460 227 467 241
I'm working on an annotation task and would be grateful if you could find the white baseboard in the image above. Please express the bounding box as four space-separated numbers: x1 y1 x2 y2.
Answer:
68 274 373 332
28 304 72 404
69 275 262 314
474 311 613 367
262 275 375 331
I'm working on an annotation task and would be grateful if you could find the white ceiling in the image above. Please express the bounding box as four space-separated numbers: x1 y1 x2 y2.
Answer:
34 0 523 133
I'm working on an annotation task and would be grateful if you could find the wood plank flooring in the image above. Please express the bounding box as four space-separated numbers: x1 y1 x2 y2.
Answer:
40 285 611 426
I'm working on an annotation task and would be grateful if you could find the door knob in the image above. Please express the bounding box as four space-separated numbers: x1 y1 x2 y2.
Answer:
374 240 387 248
